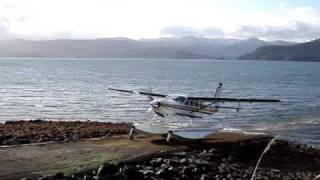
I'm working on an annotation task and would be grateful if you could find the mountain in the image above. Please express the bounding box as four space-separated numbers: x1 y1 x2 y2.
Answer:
238 39 320 61
268 40 297 46
209 38 269 59
0 37 295 59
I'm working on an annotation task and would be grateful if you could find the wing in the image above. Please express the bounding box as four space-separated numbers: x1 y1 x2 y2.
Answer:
188 97 280 103
108 88 167 97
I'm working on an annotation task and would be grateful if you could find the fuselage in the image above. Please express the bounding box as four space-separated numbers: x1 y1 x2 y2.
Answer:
150 94 218 118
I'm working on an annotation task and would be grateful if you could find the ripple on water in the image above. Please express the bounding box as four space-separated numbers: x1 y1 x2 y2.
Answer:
0 59 320 145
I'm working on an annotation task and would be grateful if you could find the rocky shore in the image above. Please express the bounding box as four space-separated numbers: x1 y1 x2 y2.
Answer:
1 120 319 180
0 120 130 145
37 135 320 180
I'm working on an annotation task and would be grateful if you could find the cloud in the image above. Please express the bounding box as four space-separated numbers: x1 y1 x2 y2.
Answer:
160 26 225 38
0 18 16 40
231 6 320 41
161 20 320 41
230 21 320 41
160 5 320 41
0 0 319 41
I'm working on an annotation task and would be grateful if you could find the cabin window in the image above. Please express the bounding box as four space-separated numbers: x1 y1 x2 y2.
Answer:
194 101 198 107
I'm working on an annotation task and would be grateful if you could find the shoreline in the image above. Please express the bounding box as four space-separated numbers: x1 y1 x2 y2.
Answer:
0 120 130 146
63 133 320 180
0 120 319 179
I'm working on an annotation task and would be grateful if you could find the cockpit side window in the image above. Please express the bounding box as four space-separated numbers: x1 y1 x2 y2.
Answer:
174 96 186 104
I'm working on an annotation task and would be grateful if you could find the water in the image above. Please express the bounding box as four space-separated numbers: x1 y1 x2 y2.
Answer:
0 58 320 146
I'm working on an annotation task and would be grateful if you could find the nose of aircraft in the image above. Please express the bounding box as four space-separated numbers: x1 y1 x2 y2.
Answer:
150 99 161 108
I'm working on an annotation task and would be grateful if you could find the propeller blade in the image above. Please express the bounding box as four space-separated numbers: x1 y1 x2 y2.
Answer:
146 86 154 101
108 88 134 93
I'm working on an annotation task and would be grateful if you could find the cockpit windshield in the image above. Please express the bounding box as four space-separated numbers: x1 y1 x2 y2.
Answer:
174 96 186 104
166 95 187 104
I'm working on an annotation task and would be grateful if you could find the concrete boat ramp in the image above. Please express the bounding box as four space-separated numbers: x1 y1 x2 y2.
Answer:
0 130 268 180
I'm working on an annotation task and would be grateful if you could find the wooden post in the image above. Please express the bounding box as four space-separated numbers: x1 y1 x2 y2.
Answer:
200 174 206 180
129 126 135 140
166 130 173 142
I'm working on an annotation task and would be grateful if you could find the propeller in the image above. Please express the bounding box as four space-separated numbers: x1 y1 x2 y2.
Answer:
146 86 154 101
237 102 241 112
142 86 157 114
151 101 161 108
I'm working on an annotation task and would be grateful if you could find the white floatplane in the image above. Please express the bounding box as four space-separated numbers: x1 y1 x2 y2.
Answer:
108 83 280 119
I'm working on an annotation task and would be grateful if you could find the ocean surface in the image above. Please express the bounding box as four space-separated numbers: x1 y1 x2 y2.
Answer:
0 58 320 146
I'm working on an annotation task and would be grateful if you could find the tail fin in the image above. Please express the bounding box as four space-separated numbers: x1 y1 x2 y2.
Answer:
214 82 223 98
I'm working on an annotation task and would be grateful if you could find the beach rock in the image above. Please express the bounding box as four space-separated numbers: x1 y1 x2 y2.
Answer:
122 165 144 179
314 175 320 180
20 178 32 180
0 120 130 146
208 148 216 153
156 168 165 176
37 177 48 180
53 172 65 180
168 159 179 166
144 166 153 170
168 166 176 172
83 175 95 180
150 158 163 166
192 167 203 176
96 163 119 177
180 174 191 180
176 151 187 157
163 158 171 164
141 169 154 176
182 166 193 177
107 173 126 180
180 158 188 164
160 163 168 169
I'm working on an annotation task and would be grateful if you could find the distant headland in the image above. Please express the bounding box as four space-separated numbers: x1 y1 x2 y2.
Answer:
239 39 320 62
1 37 319 62
0 37 297 60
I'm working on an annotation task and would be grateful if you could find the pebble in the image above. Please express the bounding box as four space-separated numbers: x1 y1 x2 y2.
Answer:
180 158 188 164
314 175 320 180
96 163 118 177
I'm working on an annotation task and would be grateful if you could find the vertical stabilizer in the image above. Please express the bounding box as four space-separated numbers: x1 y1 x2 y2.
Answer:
214 82 223 98
214 82 223 111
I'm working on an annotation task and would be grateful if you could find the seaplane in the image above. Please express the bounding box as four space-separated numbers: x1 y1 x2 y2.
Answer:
108 83 280 119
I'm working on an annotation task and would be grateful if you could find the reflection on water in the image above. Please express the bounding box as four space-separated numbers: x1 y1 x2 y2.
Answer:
0 58 319 145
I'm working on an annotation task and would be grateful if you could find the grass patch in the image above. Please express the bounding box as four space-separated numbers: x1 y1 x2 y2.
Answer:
35 153 124 177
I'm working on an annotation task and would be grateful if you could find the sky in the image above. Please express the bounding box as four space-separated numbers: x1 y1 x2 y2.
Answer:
0 0 319 41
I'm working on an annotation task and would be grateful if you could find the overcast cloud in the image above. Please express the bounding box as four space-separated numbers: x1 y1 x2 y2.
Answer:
161 6 320 42
161 21 320 42
0 17 16 40
0 0 319 41
160 26 225 38
234 21 320 41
